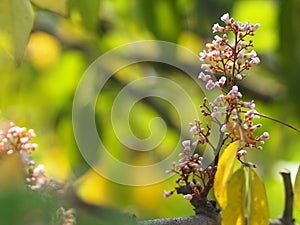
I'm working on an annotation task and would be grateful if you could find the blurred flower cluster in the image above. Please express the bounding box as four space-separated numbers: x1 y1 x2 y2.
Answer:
0 122 48 190
0 122 76 223
55 207 76 225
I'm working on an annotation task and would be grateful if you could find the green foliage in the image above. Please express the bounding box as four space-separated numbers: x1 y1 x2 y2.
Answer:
0 0 33 65
0 189 56 225
31 0 68 15
68 0 100 32
295 166 300 210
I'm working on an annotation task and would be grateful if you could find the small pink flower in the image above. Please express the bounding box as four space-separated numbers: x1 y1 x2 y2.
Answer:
205 80 215 90
249 50 257 58
212 23 224 33
199 51 208 61
201 64 210 71
261 132 270 140
30 143 38 151
252 23 261 31
184 194 193 200
237 149 247 158
190 126 198 133
33 164 46 176
221 13 230 23
218 76 226 86
20 136 29 144
22 143 31 151
211 111 223 118
198 72 211 82
243 21 251 31
244 101 255 109
182 140 190 147
236 74 243 80
232 85 239 93
7 149 14 155
250 57 260 65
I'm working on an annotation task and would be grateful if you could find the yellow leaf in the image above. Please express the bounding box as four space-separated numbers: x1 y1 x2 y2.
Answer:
214 141 240 208
222 168 246 225
0 0 34 65
248 167 269 225
295 165 300 210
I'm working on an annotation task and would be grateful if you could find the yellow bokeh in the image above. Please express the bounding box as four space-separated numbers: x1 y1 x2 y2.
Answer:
132 183 164 214
75 170 110 206
25 31 61 70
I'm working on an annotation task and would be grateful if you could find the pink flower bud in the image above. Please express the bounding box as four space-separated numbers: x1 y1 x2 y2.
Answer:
221 13 230 23
252 23 261 31
218 76 226 86
205 80 215 90
250 57 260 65
20 136 29 144
237 149 247 158
163 190 173 198
199 51 208 61
212 23 224 33
184 194 193 200
182 140 190 147
261 132 270 140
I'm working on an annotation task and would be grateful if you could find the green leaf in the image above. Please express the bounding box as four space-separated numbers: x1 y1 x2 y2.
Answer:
295 165 300 210
214 141 240 208
135 0 181 42
0 0 34 65
222 167 246 225
68 0 100 32
248 167 269 225
31 0 68 15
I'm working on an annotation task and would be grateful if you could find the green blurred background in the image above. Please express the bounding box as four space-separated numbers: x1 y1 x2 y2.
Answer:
0 0 300 224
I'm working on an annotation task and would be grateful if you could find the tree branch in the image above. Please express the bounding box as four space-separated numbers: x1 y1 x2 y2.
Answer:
281 169 294 224
138 214 221 225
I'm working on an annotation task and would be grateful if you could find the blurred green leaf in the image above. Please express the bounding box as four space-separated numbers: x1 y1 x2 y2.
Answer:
31 0 68 15
248 167 269 225
295 165 300 210
0 189 56 225
232 0 279 52
68 0 100 33
278 0 300 109
0 0 34 65
135 0 181 42
222 167 246 225
214 141 240 208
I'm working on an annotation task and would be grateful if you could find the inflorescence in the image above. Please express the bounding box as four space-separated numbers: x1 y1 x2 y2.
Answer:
164 13 269 207
0 122 50 190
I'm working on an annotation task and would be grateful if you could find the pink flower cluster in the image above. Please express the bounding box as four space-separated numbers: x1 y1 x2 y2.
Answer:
0 122 48 190
199 13 260 91
195 13 269 151
0 122 37 154
164 140 215 203
56 207 76 225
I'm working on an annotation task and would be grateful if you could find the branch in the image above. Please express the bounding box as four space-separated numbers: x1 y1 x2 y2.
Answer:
269 169 296 225
138 214 221 225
